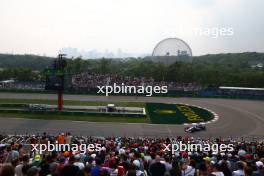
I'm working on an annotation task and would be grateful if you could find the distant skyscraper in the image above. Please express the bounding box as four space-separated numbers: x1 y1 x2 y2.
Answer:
59 47 148 59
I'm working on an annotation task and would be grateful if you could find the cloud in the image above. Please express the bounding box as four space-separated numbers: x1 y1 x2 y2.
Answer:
0 0 263 56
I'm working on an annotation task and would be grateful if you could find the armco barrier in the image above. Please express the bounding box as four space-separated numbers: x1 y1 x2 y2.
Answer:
0 103 29 108
0 109 146 118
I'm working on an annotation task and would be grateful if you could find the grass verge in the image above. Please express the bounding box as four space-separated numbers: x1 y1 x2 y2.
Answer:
0 98 148 123
0 112 149 123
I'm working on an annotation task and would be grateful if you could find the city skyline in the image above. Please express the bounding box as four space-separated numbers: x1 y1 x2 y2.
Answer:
59 47 148 59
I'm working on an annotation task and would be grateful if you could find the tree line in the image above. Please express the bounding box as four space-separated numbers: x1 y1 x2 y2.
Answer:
0 52 263 87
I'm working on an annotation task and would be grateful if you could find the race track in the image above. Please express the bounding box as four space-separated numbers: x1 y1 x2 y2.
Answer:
0 93 263 137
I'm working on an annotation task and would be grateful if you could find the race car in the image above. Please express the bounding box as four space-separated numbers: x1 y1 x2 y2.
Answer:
184 123 206 133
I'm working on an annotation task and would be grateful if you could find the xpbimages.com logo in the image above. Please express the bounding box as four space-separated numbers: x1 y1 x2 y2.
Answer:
97 83 168 96
163 142 234 155
31 141 102 154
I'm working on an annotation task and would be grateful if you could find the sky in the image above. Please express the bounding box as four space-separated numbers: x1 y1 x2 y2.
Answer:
0 0 264 57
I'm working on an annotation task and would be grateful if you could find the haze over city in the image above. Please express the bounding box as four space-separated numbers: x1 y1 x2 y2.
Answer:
0 0 264 58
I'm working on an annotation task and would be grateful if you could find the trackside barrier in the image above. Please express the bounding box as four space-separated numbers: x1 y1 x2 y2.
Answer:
0 103 29 108
0 109 146 118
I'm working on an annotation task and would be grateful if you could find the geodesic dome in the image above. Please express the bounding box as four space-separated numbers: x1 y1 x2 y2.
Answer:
152 38 192 57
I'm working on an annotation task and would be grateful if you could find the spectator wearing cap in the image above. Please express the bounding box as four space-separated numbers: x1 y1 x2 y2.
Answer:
237 150 247 167
149 155 166 176
245 154 254 166
31 154 41 167
74 154 85 170
181 152 188 159
256 161 263 169
132 159 144 176
252 161 264 176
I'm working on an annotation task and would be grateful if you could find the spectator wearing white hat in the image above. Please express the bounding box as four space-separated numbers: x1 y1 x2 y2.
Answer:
74 154 85 170
252 161 264 176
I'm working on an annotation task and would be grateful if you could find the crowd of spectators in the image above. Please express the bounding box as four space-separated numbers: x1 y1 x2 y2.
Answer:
0 133 263 176
1 72 264 97
71 72 202 91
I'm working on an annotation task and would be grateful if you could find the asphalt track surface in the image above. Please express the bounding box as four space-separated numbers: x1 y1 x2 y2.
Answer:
0 93 263 138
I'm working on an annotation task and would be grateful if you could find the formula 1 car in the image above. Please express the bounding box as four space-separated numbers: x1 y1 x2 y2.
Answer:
184 123 206 133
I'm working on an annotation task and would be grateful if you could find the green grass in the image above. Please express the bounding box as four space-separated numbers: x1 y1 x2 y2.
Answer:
146 103 213 124
0 98 148 123
0 112 150 123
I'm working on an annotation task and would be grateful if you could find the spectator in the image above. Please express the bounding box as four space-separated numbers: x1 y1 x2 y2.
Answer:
74 155 85 170
83 165 92 176
0 133 264 176
180 160 195 176
91 157 101 176
244 166 252 176
168 160 181 176
57 133 65 144
232 161 245 176
149 155 166 176
253 161 264 176
162 156 172 172
132 160 144 176
219 160 231 176
27 166 40 176
210 163 224 176
15 155 29 176
1 164 15 176
61 156 80 176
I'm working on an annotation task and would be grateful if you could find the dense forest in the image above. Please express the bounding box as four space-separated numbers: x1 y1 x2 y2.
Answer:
0 52 263 87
